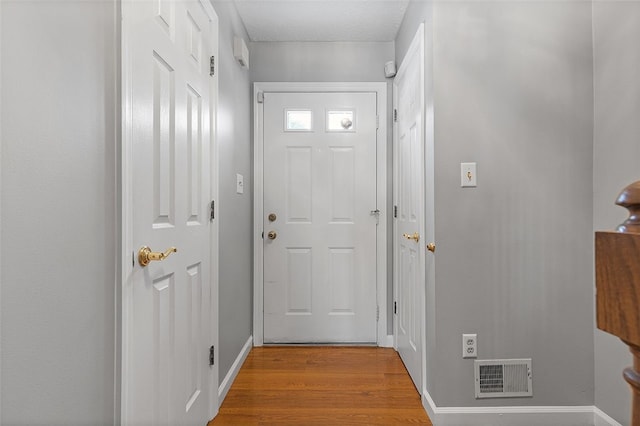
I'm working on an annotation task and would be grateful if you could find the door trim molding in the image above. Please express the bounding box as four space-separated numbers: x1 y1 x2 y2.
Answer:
120 1 220 422
206 4 220 420
392 23 427 391
253 82 388 346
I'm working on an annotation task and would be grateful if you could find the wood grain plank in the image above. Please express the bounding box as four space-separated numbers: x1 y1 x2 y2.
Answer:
209 347 432 425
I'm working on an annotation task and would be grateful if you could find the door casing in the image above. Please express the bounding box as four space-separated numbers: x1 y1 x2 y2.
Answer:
393 23 429 397
120 0 220 421
253 82 389 347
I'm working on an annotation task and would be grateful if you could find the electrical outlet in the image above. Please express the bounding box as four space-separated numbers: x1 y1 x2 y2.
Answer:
463 333 477 358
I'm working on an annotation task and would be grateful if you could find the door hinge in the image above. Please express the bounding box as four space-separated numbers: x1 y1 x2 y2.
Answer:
210 56 215 76
210 200 215 221
376 115 380 130
394 205 398 218
209 345 215 366
257 91 264 103
376 305 380 322
393 109 398 122
394 301 397 315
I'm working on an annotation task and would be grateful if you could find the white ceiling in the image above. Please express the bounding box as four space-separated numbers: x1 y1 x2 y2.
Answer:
233 0 410 42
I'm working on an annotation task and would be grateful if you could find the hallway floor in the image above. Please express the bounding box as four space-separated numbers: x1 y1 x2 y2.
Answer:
209 346 432 425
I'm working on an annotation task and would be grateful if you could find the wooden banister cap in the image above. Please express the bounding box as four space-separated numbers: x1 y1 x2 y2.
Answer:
616 181 640 233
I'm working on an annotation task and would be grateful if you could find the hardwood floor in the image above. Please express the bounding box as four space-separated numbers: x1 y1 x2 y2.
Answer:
209 346 432 425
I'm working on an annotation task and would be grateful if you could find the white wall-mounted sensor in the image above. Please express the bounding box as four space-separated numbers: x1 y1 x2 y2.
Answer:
384 61 397 78
234 36 249 69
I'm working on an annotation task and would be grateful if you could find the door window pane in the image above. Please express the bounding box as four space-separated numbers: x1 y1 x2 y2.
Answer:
285 109 313 131
327 110 355 132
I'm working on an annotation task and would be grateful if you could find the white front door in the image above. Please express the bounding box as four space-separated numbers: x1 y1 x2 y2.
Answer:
394 24 425 392
262 91 378 343
122 1 217 424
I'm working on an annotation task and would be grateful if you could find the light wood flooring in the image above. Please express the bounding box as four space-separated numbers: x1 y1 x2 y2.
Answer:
209 346 433 425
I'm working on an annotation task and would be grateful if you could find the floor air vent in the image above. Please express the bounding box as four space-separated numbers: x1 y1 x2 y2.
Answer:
474 359 532 398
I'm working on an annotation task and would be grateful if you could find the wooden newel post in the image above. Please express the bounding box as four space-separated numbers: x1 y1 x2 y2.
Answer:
596 181 640 426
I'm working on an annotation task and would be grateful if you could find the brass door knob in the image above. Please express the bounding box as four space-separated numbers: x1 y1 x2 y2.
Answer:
267 231 277 240
138 246 177 267
268 213 277 222
427 243 436 253
402 232 420 243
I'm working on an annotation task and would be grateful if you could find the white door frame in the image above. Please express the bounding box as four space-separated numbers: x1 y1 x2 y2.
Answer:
207 7 220 419
120 0 220 421
393 23 428 394
253 82 388 347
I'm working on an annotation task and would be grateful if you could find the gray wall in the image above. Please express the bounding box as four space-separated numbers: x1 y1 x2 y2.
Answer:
396 0 595 407
250 41 396 333
1 1 118 424
593 1 640 424
211 1 254 385
250 42 394 83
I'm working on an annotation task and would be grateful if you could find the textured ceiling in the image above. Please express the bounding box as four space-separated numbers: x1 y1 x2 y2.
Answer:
233 0 410 42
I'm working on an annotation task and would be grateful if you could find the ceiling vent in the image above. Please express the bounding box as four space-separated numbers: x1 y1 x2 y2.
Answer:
474 359 532 398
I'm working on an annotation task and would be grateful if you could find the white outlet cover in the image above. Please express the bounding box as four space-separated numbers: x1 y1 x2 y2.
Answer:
236 173 244 194
461 162 477 187
463 333 477 358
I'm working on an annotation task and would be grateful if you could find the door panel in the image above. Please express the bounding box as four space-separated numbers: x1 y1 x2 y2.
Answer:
124 1 215 424
286 147 312 221
330 148 356 222
329 248 355 313
287 248 312 313
394 25 425 392
263 92 378 343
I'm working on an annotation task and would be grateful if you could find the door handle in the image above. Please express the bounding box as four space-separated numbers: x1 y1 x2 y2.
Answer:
427 243 436 252
138 246 177 267
267 231 277 240
402 232 420 243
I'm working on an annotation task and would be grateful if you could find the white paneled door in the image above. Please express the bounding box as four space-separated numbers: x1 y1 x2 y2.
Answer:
394 24 425 393
263 92 378 343
123 1 217 424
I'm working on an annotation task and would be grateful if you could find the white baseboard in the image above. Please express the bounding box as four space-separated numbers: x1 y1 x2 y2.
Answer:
380 334 394 348
594 407 623 426
423 391 620 426
218 335 253 405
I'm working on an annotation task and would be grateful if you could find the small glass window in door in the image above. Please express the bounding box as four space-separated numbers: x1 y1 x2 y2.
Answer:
326 109 355 132
285 109 313 131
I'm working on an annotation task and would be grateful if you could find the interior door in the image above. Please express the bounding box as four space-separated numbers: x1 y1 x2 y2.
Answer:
262 91 378 343
394 25 425 392
123 1 215 424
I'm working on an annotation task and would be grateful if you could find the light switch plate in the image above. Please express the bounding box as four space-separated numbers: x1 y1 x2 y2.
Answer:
461 162 477 187
236 173 244 194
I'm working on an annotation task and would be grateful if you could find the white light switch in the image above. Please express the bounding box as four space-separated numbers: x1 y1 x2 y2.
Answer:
236 173 244 194
461 162 477 187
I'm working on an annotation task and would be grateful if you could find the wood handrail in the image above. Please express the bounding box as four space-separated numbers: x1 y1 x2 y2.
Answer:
596 181 640 425
615 181 640 233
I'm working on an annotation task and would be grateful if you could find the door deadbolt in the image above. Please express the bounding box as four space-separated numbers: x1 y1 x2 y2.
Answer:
268 213 277 222
267 231 277 240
